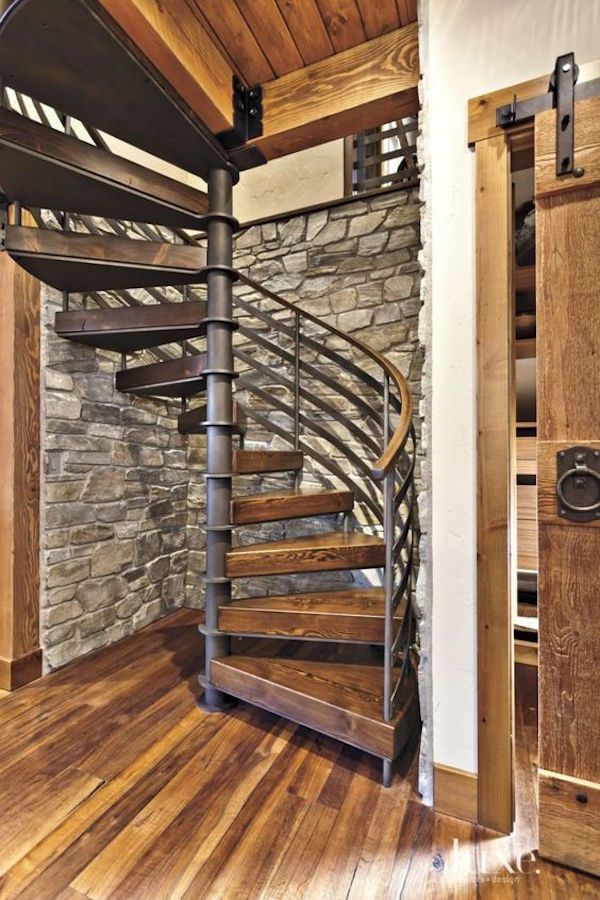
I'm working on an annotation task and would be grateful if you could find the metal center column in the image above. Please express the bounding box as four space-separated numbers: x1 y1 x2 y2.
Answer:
199 165 238 712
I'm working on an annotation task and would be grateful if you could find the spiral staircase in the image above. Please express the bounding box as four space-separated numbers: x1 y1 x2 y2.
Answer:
0 0 419 784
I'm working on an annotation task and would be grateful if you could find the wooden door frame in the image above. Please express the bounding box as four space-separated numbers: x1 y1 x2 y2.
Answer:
469 59 600 834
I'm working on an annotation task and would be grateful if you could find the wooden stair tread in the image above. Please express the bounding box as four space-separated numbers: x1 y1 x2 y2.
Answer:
179 401 247 435
226 531 385 577
116 354 207 399
0 106 208 228
233 449 303 474
211 656 418 758
0 0 232 178
5 226 206 293
218 587 408 642
55 301 207 352
231 488 353 524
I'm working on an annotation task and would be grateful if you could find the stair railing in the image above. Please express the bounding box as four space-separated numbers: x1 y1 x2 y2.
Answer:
230 273 417 723
8 88 418 723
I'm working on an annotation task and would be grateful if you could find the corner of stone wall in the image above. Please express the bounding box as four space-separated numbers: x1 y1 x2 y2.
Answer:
415 0 434 805
39 284 204 672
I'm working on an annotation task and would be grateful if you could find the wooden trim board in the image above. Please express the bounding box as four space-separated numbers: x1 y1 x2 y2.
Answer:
434 764 479 824
0 210 42 690
475 134 515 834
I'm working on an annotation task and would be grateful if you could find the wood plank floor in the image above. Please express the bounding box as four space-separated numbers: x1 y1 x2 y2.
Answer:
0 611 598 898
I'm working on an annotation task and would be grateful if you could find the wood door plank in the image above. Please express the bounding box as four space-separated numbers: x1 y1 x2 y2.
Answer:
536 187 600 443
235 0 304 76
538 526 600 782
476 134 515 834
539 770 600 877
315 0 366 52
356 0 400 39
274 0 333 64
536 95 600 873
537 96 600 197
188 0 274 84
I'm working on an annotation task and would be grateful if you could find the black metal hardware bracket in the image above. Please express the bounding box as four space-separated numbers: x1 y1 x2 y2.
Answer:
218 75 263 150
556 446 600 523
496 52 600 178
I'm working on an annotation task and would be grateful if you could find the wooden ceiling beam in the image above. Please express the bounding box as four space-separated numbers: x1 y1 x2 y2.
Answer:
94 0 236 134
249 22 419 160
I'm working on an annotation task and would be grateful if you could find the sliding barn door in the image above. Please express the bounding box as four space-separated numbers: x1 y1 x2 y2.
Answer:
536 95 600 876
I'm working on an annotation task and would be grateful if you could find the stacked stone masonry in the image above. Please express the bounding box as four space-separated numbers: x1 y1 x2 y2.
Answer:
40 185 422 669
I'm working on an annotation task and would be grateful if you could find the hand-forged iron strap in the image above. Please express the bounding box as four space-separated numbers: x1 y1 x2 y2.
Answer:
393 510 414 561
236 399 383 523
392 556 413 611
237 272 413 480
391 599 411 658
237 323 384 429
233 347 382 460
235 376 381 504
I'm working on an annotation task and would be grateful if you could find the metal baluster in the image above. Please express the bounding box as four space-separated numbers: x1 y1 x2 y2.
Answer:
382 373 395 788
293 309 301 488
120 352 127 371
382 373 393 779
62 114 72 312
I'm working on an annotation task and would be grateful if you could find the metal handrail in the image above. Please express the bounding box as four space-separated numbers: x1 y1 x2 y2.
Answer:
8 88 418 728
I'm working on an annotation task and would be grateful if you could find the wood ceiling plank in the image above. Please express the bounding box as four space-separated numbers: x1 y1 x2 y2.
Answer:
395 0 418 27
251 22 419 160
356 0 400 39
274 0 333 64
96 0 235 134
235 0 304 76
188 0 274 85
315 0 366 52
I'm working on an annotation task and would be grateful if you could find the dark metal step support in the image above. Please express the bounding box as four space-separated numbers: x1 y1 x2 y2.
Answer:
200 166 237 712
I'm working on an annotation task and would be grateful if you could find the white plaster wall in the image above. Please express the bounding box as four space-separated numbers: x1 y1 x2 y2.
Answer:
425 0 600 773
105 135 344 224
233 140 345 222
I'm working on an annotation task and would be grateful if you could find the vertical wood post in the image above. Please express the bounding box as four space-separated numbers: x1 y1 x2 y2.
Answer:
0 207 42 690
199 167 237 711
475 134 515 833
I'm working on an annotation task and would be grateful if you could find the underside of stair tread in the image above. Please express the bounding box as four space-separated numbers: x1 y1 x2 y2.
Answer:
211 655 418 759
5 226 206 293
231 487 353 524
0 106 209 228
226 531 386 577
55 300 207 352
116 354 207 399
0 0 236 179
179 401 247 435
218 587 408 642
233 449 304 474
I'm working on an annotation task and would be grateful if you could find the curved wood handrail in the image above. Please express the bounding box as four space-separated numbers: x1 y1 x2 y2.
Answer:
236 272 413 481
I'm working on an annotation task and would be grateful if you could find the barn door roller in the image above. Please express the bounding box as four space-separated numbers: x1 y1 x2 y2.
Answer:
495 51 600 177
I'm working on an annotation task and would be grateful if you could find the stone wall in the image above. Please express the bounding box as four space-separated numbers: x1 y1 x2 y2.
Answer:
39 184 422 670
40 287 204 670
